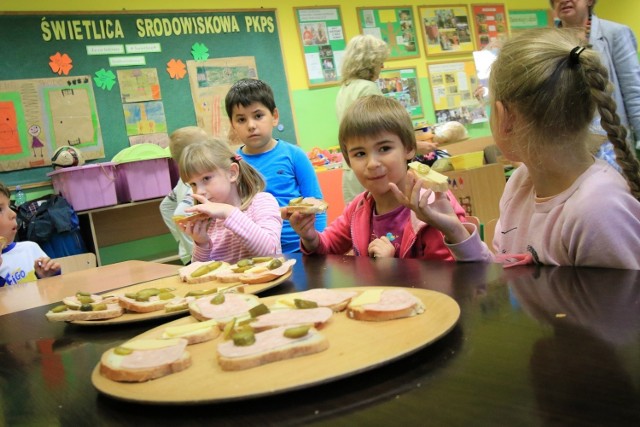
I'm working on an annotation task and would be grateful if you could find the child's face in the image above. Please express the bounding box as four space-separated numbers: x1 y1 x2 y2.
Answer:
346 132 415 198
187 166 239 206
230 102 279 155
0 194 17 244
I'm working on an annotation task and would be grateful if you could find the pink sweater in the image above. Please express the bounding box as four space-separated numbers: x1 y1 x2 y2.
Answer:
192 192 282 263
455 160 640 269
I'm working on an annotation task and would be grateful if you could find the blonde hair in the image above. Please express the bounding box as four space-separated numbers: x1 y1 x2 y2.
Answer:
178 137 265 210
169 126 207 161
490 28 640 200
340 35 389 84
338 95 416 166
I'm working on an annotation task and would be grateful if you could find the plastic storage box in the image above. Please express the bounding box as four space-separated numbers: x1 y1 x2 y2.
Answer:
451 151 485 170
47 163 118 211
112 144 172 203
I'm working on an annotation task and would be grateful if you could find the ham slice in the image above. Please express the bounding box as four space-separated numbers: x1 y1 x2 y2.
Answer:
120 340 188 369
251 307 333 331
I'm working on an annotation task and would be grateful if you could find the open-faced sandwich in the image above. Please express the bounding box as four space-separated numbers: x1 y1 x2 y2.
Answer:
178 260 233 284
188 292 262 326
407 161 450 193
99 338 191 382
45 292 124 322
163 285 244 313
346 289 425 321
217 325 328 371
118 287 178 313
215 257 296 285
172 212 210 226
285 197 329 215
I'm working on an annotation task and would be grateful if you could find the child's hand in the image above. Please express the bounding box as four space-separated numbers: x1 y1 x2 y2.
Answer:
180 218 210 246
368 236 395 258
188 194 235 220
35 257 61 278
389 176 470 244
289 211 319 251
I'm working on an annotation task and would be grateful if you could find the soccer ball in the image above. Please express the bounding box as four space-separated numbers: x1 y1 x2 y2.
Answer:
51 146 85 169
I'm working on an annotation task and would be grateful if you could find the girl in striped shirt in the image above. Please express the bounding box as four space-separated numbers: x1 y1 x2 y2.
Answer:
178 137 282 263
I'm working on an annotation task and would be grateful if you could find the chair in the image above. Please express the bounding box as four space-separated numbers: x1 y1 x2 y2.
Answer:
53 253 97 273
483 218 498 253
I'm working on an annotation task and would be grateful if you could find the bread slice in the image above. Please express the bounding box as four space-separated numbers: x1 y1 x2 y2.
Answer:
45 302 123 322
286 197 329 214
217 326 328 371
346 289 425 321
408 161 449 193
161 319 220 345
178 261 232 284
272 289 358 312
188 293 261 325
100 338 191 382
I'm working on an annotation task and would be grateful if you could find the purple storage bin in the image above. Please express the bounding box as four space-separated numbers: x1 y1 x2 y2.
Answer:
115 158 172 202
47 163 118 211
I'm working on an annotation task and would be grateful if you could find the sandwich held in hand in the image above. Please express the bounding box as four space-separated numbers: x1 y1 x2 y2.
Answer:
408 161 449 193
286 197 329 214
99 338 191 382
45 292 123 322
217 325 329 371
172 212 209 225
346 289 425 321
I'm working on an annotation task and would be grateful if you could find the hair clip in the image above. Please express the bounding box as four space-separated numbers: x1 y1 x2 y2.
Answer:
569 46 586 68
232 154 242 162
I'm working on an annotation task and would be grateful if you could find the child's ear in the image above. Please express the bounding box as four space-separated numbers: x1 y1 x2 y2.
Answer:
495 101 514 136
228 162 240 182
272 107 280 127
405 145 416 161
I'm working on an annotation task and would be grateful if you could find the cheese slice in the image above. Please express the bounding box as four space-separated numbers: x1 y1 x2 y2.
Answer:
274 295 298 308
122 339 183 351
163 319 218 337
348 289 383 307
245 265 269 274
408 161 449 192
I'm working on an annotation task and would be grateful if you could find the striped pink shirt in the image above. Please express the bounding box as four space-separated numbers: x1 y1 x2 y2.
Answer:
192 192 282 263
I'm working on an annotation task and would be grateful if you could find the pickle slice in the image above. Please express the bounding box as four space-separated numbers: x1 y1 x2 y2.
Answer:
191 260 223 278
76 291 91 297
248 303 270 318
283 325 311 339
232 330 256 346
232 265 253 273
92 303 108 311
236 258 254 268
76 295 94 304
251 256 274 263
79 303 93 312
294 298 318 309
51 305 68 313
210 293 225 305
114 346 133 356
158 292 175 300
267 258 283 270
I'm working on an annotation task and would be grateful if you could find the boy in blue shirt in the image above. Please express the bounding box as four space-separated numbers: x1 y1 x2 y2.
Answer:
225 78 326 253
0 182 60 286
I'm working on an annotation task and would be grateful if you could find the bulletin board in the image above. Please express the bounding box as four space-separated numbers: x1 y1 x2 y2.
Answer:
0 10 294 186
294 6 346 88
377 68 423 119
470 4 509 50
508 9 553 31
357 6 419 60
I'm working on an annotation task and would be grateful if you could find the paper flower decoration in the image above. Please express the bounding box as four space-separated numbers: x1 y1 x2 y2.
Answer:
49 52 73 75
93 69 116 91
167 59 187 79
191 42 209 61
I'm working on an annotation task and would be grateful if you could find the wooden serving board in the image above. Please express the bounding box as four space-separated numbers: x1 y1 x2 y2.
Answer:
92 287 460 403
70 271 291 326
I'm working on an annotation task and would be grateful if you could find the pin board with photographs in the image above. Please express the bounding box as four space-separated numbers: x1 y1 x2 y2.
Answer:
377 67 423 119
426 60 488 125
356 6 419 60
471 4 510 50
418 5 475 57
294 6 346 87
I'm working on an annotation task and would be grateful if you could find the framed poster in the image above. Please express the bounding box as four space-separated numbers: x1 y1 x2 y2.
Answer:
294 6 347 87
471 4 509 50
418 5 474 57
377 67 423 118
357 6 419 60
508 9 553 32
427 60 487 125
